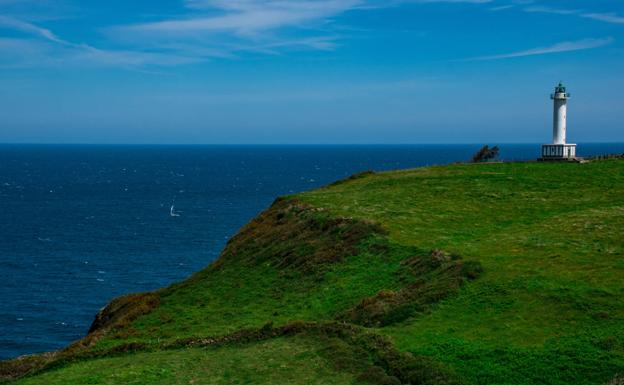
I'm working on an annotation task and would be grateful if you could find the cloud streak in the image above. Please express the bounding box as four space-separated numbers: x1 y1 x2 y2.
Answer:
0 14 68 44
464 37 613 61
582 13 624 25
102 0 370 66
0 14 198 68
108 0 494 61
523 6 624 25
114 0 363 38
1 0 620 69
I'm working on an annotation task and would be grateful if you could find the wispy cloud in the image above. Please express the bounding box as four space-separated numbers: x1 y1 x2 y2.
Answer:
524 6 579 16
490 5 514 11
582 13 624 25
464 37 614 61
114 0 363 38
104 1 363 65
0 14 197 68
523 5 624 25
0 15 67 44
107 0 494 63
9 0 616 70
1 0 372 67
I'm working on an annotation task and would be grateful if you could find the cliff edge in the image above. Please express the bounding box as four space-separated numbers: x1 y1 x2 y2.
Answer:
2 159 623 385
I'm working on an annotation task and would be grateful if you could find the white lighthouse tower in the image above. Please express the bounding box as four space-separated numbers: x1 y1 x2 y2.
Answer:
540 82 577 160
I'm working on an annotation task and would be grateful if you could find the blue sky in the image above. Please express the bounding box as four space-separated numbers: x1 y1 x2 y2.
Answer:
0 0 623 144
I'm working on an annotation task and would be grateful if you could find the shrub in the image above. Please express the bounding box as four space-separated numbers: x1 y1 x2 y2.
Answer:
471 145 500 163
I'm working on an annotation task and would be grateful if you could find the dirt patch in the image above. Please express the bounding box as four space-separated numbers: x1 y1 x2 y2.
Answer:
88 292 160 334
327 170 376 187
213 197 386 275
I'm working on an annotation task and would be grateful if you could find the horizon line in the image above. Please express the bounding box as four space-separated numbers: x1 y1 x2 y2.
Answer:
1 142 623 146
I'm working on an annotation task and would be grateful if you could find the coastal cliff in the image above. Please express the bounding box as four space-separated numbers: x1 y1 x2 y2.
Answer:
2 159 624 385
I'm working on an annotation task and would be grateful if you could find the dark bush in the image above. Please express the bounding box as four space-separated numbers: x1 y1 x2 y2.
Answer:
357 366 402 385
471 145 500 163
461 261 484 280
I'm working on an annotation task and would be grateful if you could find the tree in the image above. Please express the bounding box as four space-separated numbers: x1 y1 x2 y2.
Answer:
471 145 500 163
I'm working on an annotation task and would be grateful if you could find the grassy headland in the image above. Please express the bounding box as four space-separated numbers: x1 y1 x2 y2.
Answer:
2 159 623 385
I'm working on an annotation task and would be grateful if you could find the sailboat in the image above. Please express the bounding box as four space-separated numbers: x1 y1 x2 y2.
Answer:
170 204 180 217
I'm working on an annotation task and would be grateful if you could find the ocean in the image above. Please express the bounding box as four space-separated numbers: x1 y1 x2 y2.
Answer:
1 143 623 360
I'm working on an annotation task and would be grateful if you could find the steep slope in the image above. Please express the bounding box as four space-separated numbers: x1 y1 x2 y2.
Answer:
3 199 476 385
2 159 623 385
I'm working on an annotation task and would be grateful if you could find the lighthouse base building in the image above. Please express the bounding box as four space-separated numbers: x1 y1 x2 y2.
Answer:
541 143 577 160
539 82 580 161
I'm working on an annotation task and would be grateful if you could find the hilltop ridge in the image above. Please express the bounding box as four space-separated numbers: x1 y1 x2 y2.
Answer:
2 159 624 385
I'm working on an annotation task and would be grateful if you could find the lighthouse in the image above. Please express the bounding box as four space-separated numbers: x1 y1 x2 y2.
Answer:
540 82 577 160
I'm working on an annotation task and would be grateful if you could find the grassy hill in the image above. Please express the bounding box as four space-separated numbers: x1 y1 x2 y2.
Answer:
2 159 623 385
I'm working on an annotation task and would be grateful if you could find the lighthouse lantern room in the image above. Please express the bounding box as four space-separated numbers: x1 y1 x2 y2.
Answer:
540 82 577 160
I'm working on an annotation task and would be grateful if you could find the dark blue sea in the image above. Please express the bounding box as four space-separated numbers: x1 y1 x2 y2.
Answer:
1 143 623 360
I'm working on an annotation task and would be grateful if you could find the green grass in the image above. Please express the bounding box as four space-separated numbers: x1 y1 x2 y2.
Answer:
16 337 358 385
94 224 415 350
301 160 624 384
4 159 624 385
